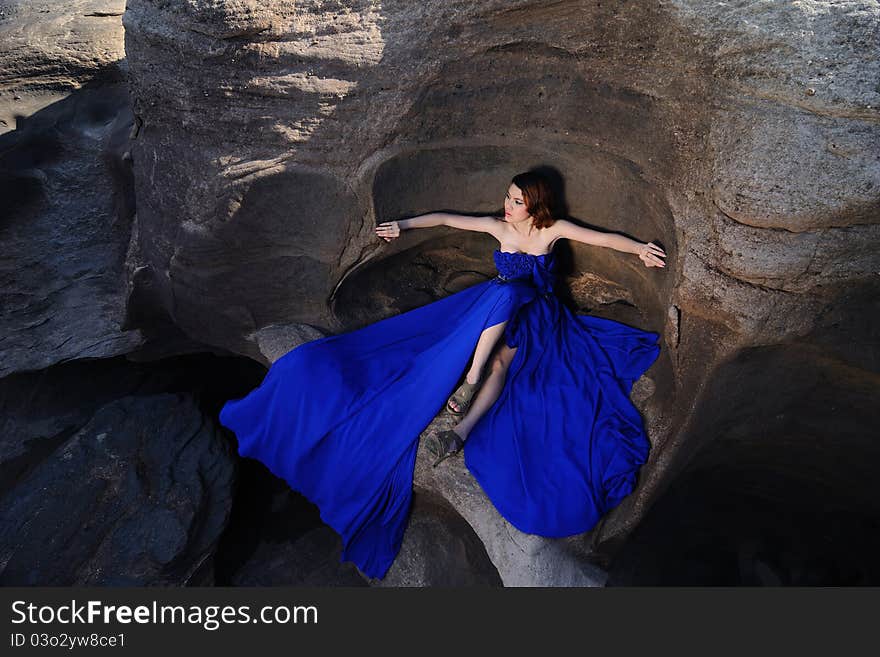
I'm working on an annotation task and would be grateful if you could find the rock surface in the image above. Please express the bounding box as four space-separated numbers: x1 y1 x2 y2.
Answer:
0 390 235 585
0 1 125 95
375 488 503 587
218 441 500 586
608 342 880 585
118 0 879 579
0 0 146 377
414 430 609 586
1 0 877 585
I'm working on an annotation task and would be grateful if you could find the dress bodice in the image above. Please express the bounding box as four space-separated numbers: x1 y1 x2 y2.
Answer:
492 249 556 295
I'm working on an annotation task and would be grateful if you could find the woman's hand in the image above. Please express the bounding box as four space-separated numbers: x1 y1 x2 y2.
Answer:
376 220 401 242
638 241 666 268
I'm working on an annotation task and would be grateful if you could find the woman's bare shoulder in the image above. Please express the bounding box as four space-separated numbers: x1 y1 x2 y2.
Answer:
550 218 573 233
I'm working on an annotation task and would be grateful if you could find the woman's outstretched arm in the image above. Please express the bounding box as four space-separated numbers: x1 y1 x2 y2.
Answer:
553 219 666 268
376 213 500 242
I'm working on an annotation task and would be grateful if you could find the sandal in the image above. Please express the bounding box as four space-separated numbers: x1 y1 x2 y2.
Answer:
428 429 465 468
446 377 482 416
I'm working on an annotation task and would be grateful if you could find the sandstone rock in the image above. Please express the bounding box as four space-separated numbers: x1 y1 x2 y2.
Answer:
2 0 875 585
373 489 503 587
414 414 608 587
119 0 879 578
249 322 325 366
0 84 145 378
607 342 880 585
231 526 368 587
0 1 143 377
0 393 235 585
0 0 126 129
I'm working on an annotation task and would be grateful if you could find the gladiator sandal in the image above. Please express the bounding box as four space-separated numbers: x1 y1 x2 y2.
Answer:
446 377 482 416
428 429 465 468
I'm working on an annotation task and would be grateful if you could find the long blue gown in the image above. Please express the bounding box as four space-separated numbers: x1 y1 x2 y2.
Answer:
219 248 661 579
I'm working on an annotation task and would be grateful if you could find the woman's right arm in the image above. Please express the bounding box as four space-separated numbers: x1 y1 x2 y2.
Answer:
376 213 500 242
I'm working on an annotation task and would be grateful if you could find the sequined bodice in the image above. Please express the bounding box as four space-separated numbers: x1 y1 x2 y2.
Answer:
492 249 556 295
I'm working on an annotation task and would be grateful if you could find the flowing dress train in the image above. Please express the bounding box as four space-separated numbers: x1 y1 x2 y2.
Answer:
219 248 661 578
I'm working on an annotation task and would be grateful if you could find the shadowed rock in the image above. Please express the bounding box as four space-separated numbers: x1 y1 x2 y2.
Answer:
375 488 503 587
118 0 878 583
607 341 880 585
1 0 877 586
0 392 235 585
0 1 145 376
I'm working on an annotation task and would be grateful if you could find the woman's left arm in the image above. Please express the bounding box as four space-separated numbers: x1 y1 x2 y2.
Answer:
554 220 666 268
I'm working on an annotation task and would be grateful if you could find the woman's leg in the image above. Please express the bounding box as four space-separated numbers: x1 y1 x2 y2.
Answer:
447 321 507 413
453 342 516 440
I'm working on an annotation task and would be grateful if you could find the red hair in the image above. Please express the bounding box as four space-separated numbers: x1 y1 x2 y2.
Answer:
511 171 558 229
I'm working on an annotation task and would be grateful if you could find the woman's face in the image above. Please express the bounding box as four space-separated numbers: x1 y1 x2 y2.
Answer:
503 183 531 225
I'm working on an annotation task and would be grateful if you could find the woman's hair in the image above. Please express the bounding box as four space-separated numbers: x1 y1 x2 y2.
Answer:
511 171 558 229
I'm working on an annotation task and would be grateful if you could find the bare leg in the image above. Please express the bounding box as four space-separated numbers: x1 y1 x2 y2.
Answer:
453 343 516 440
447 321 507 413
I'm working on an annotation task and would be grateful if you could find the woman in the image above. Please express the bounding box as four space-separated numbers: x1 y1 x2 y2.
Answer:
377 173 665 469
220 171 665 579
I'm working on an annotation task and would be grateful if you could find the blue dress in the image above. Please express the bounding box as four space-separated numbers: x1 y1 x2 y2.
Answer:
219 248 661 579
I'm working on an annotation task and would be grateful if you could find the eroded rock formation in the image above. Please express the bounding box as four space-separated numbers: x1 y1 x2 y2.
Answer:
0 358 236 585
0 0 146 377
120 0 879 574
2 0 877 585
